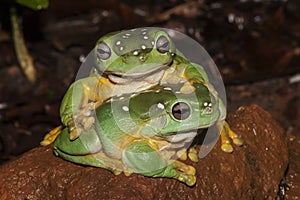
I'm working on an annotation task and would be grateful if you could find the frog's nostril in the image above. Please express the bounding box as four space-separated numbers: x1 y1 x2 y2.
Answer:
122 57 128 63
202 107 213 114
140 55 147 62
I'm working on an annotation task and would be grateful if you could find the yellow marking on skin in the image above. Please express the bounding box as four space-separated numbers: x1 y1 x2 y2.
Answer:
96 76 117 102
180 82 195 94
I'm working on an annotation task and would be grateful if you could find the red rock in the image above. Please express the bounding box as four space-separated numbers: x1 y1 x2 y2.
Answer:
0 105 289 199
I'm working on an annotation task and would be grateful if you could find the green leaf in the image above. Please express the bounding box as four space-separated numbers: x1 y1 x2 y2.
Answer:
16 0 49 10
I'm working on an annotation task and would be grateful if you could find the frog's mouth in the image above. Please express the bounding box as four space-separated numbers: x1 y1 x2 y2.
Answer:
109 63 170 78
107 63 170 84
164 131 198 144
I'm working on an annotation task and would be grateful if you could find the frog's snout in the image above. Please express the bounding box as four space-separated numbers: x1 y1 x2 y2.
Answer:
123 50 148 63
202 107 213 114
133 51 148 62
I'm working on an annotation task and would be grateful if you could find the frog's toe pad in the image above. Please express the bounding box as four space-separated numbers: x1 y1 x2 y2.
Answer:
233 137 244 146
188 147 199 163
177 164 196 176
178 174 196 186
221 143 233 153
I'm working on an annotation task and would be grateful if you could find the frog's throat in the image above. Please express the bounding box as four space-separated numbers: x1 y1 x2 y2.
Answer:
108 62 171 78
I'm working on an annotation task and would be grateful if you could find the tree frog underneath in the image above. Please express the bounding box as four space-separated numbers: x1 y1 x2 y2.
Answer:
59 27 212 140
52 82 239 186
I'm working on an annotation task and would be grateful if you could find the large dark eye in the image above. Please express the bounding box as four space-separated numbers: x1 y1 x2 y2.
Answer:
172 102 190 120
156 35 170 53
97 42 111 60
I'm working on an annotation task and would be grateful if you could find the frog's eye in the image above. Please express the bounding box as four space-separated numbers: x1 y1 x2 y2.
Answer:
97 42 111 60
156 36 170 54
172 102 190 120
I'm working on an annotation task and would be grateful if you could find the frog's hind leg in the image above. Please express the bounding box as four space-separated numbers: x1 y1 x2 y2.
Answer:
122 140 196 186
218 121 243 153
40 125 63 146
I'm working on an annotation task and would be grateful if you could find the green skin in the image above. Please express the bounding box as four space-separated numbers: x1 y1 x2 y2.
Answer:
54 82 220 186
59 28 213 138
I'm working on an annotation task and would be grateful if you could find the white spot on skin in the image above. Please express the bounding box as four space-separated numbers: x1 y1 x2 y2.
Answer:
141 28 147 31
120 46 124 51
142 31 147 35
144 36 149 40
119 96 125 100
208 103 212 107
125 33 131 36
164 87 172 91
151 41 155 46
122 106 129 112
204 102 208 107
155 89 161 93
141 45 146 50
133 50 139 56
157 103 165 109
85 110 92 116
175 91 181 94
116 41 121 45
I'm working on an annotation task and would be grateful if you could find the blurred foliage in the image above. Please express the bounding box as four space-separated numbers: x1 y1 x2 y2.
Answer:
16 0 48 10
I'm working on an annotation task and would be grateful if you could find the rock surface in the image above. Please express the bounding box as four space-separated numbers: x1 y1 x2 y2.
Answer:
0 105 289 199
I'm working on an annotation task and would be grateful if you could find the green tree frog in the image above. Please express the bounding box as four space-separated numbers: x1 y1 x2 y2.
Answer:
60 28 211 140
52 82 232 186
41 28 243 186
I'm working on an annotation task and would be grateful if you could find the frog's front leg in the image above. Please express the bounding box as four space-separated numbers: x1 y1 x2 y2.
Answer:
122 140 196 186
60 76 113 140
162 61 209 94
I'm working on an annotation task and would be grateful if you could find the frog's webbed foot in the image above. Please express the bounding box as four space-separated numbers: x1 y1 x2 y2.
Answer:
40 125 63 146
219 121 243 153
68 101 102 140
173 160 196 186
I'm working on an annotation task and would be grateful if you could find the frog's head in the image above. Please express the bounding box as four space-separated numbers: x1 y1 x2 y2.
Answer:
159 83 220 136
94 28 176 77
126 83 220 140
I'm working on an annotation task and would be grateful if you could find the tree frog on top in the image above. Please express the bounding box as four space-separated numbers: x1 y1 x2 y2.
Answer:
59 28 210 140
52 82 225 186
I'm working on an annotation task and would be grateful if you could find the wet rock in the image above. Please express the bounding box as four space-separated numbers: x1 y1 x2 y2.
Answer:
0 105 289 199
